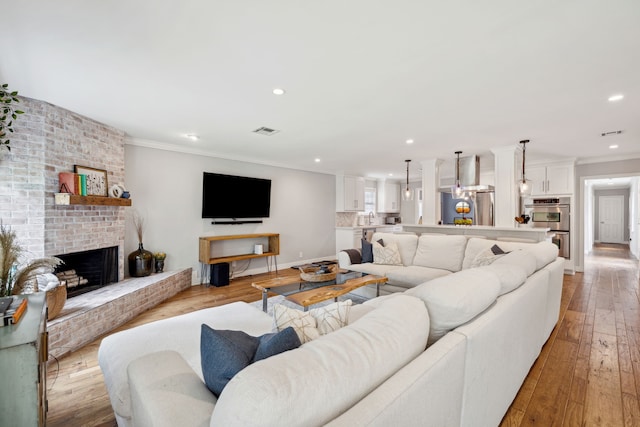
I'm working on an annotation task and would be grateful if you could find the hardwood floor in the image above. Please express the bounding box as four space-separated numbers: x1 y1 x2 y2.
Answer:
47 245 640 426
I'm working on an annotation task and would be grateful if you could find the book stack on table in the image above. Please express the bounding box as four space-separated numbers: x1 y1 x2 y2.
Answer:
1 296 28 326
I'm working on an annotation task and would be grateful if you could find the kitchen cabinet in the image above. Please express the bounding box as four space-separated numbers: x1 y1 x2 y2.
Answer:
336 228 364 253
0 293 48 426
335 226 401 254
527 163 574 196
377 181 400 213
336 175 365 211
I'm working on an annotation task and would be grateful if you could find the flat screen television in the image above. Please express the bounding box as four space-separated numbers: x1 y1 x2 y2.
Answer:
202 172 272 219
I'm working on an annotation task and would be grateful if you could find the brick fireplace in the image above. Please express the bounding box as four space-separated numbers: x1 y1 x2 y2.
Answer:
0 96 127 281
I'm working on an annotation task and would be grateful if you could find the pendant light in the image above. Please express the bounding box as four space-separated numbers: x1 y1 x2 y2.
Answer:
402 159 414 201
518 140 532 196
451 151 467 199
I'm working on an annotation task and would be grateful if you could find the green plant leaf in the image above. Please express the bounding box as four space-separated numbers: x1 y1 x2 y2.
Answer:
15 110 23 114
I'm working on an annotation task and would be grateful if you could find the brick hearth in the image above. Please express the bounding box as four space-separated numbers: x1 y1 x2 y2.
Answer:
47 268 192 360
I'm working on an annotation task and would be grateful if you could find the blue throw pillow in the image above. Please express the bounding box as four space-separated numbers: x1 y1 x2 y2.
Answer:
362 238 384 263
361 238 373 263
200 326 258 396
254 327 301 361
200 325 301 396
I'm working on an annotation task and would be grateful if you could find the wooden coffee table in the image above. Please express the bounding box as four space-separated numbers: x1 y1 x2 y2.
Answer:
251 270 388 312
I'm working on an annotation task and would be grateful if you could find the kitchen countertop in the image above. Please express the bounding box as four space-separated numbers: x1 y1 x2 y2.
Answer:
335 225 400 229
401 223 552 242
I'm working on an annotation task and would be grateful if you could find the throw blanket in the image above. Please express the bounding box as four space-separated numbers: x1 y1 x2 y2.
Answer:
343 249 362 265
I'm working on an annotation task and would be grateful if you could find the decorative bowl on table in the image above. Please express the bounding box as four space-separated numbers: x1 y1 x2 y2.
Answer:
298 264 338 282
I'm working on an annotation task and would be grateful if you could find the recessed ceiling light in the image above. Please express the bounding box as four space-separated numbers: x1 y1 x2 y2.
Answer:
609 144 619 149
272 88 286 95
608 94 624 102
406 139 414 144
314 158 321 163
388 173 393 177
185 134 199 141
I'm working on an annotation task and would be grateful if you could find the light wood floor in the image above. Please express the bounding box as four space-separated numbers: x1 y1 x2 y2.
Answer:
46 244 640 427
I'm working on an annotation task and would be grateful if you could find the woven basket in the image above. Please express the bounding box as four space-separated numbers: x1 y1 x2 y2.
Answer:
46 283 67 321
298 264 338 282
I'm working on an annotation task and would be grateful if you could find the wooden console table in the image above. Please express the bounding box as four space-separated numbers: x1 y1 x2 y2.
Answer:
199 234 280 284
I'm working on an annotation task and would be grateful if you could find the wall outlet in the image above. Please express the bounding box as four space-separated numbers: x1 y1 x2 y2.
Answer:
299 251 303 258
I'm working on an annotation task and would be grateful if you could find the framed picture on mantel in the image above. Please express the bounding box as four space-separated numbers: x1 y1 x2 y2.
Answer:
74 165 108 197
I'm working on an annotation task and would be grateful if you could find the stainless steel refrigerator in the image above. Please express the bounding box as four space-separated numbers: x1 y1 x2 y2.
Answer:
440 192 494 226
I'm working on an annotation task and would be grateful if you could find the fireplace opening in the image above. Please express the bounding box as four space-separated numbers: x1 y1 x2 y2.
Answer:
54 246 119 298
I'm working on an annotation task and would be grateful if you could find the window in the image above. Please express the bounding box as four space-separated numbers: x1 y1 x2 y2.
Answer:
364 187 376 213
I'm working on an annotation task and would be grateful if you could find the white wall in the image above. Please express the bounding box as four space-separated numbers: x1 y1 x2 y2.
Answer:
124 144 336 283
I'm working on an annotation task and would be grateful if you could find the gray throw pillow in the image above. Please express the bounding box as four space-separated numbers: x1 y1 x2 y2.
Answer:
200 325 300 396
361 238 384 263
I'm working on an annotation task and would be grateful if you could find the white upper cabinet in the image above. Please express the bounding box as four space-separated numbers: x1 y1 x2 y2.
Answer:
377 181 400 213
336 175 365 211
527 163 574 196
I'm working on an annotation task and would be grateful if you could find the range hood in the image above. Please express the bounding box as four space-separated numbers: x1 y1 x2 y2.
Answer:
439 155 494 194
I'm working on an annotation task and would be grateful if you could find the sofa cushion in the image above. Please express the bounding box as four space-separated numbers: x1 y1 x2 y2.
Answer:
210 295 430 427
492 249 537 277
505 241 558 270
385 265 452 288
371 232 419 266
476 264 527 296
405 268 501 345
347 262 402 277
273 300 352 343
412 235 468 272
373 241 403 265
128 350 217 427
463 238 558 271
200 325 300 396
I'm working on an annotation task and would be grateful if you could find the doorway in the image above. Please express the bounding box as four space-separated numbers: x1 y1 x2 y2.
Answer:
597 195 624 243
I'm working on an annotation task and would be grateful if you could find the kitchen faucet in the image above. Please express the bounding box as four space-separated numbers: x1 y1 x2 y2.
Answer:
368 211 375 225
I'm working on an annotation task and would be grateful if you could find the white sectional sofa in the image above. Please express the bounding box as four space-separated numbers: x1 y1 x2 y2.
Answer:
98 233 564 427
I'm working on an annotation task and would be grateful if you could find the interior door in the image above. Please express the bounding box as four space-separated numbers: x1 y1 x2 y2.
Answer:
598 195 624 243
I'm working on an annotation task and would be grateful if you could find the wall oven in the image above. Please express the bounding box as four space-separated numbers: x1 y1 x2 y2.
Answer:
525 197 570 259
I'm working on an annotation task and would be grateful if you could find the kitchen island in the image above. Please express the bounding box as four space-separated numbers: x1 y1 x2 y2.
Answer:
402 224 552 242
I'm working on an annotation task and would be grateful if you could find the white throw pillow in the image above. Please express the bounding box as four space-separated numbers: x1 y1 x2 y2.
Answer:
372 241 402 265
273 300 352 343
470 247 505 268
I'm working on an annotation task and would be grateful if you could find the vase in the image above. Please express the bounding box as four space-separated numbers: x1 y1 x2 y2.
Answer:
128 243 153 277
155 259 165 273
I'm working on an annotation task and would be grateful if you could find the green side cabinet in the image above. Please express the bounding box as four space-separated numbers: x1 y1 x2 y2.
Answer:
0 293 48 426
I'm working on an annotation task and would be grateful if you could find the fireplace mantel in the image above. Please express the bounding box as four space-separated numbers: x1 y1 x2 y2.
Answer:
54 193 132 207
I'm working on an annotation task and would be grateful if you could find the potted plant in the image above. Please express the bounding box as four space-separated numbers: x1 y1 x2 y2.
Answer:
0 83 25 156
153 252 166 273
0 223 61 297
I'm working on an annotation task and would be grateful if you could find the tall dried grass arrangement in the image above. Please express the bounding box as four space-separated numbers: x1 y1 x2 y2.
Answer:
0 223 22 296
132 210 145 244
0 223 62 296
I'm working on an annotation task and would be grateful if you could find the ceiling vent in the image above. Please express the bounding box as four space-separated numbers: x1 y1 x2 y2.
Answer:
253 127 280 136
601 130 623 137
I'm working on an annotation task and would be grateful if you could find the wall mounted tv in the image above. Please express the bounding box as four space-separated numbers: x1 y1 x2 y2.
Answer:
202 172 272 220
